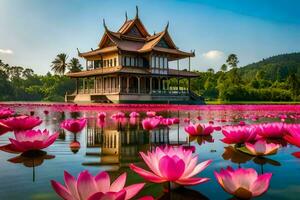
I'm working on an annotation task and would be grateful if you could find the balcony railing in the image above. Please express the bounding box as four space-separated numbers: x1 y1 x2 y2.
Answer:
74 88 190 96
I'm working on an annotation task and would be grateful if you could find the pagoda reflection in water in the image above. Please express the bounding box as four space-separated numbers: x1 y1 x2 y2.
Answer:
83 116 188 170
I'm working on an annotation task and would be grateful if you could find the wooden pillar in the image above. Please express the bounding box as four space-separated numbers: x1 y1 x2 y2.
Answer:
188 56 191 93
83 78 85 94
103 77 105 93
118 76 121 92
137 77 141 94
177 60 180 93
126 76 129 93
94 77 96 93
109 77 112 93
158 77 161 93
87 78 90 93
76 78 79 94
150 77 152 94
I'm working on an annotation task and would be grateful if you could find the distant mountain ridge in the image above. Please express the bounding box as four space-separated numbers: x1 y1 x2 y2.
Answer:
238 52 300 81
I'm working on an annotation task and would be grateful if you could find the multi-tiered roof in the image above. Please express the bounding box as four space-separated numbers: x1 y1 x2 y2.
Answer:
68 7 197 78
79 7 194 60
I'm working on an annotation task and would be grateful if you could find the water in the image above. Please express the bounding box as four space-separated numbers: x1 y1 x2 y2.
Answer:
0 103 300 200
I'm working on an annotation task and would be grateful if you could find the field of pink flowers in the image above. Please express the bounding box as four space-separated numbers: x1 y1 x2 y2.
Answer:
0 103 300 199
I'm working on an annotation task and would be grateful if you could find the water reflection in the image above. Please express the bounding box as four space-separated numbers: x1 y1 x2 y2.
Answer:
189 135 214 145
222 146 253 165
222 145 281 173
8 150 55 182
83 118 150 170
158 187 209 200
2 105 300 199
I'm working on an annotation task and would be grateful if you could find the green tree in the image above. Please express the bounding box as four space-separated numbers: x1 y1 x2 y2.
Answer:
51 53 68 75
68 58 82 73
220 64 228 72
287 74 299 99
22 68 34 79
255 70 266 80
207 68 215 74
226 54 239 68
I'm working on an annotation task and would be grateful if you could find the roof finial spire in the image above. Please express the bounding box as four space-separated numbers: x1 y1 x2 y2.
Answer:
135 6 139 18
103 18 108 31
76 48 81 56
165 21 169 31
125 11 128 21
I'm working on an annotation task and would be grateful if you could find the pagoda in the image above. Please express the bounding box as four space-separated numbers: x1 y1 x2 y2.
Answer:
65 7 203 104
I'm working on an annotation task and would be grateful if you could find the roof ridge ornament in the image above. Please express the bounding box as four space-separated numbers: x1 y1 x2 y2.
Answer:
165 21 169 31
135 6 139 19
76 48 81 56
125 11 128 21
103 18 108 31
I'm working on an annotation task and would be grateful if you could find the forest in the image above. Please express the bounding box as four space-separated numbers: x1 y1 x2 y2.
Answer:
0 52 300 102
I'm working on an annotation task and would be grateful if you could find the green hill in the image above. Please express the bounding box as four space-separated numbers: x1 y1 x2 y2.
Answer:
239 52 300 82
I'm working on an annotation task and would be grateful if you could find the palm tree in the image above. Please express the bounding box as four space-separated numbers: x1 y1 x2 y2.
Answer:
51 53 68 75
207 68 215 74
226 54 239 68
220 64 228 72
68 58 82 73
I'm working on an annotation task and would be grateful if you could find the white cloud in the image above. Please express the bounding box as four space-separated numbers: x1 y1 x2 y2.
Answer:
0 49 13 54
202 50 224 60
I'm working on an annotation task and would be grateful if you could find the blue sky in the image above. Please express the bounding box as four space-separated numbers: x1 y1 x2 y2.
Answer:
0 0 300 74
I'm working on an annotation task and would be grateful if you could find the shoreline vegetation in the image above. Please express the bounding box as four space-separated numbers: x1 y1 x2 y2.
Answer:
0 52 299 103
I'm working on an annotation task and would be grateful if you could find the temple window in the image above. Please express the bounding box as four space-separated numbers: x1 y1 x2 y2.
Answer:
156 56 159 68
151 56 155 68
160 57 164 69
130 57 135 66
125 57 130 66
164 57 168 68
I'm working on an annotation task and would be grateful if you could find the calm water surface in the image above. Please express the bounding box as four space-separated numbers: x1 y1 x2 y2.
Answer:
1 103 300 200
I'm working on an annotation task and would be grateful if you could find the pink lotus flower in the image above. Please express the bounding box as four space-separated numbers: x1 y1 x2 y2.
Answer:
184 118 190 123
258 122 286 138
182 145 196 153
43 110 49 115
292 151 300 158
214 125 222 131
51 171 149 200
214 167 272 199
111 112 126 120
161 118 174 126
239 121 246 126
130 146 211 186
129 117 138 125
221 125 257 144
129 111 140 118
142 118 160 131
0 122 11 136
97 112 106 121
245 140 280 156
0 115 42 131
0 108 14 119
184 123 214 136
61 118 87 134
0 129 58 153
284 128 300 148
146 111 156 117
171 117 180 124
